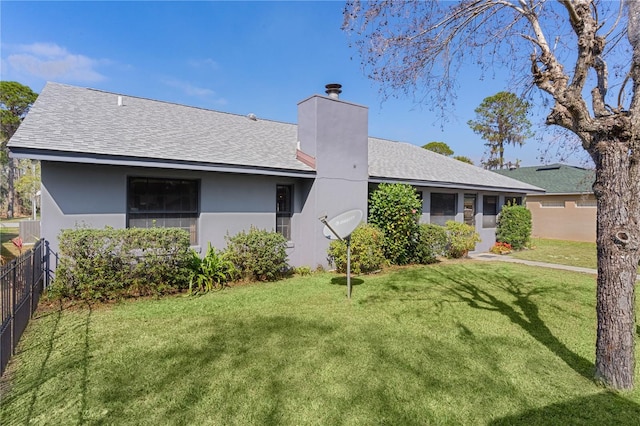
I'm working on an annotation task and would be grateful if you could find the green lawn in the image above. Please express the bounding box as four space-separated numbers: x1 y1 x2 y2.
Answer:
2 262 639 425
0 227 20 262
510 238 597 270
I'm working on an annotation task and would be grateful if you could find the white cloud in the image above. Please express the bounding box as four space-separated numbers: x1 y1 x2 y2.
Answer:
188 58 219 70
6 42 107 83
161 78 227 105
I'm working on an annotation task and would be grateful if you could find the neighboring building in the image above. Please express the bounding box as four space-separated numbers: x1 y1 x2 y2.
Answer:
8 82 542 267
494 164 596 242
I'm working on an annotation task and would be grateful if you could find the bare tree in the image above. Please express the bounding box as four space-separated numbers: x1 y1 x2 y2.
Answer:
344 0 639 390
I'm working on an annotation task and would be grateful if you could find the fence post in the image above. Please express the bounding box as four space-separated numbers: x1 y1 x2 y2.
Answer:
30 249 35 318
11 258 16 356
45 240 50 289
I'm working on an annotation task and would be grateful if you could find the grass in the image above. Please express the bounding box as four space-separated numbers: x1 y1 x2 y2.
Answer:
1 261 639 425
0 227 20 263
510 238 597 270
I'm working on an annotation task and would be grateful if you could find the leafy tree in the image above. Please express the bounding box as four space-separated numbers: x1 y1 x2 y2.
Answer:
467 92 533 170
1 81 38 218
422 141 454 156
345 0 640 390
15 159 41 218
368 183 421 265
453 155 473 165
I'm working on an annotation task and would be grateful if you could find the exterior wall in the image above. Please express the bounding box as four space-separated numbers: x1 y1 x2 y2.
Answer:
296 95 369 269
373 185 528 254
41 161 314 265
525 193 596 242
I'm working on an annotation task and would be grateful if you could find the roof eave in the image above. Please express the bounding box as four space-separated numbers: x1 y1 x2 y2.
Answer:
10 148 317 179
369 176 545 194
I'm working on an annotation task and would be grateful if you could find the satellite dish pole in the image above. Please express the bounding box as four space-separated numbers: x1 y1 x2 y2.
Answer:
320 209 363 299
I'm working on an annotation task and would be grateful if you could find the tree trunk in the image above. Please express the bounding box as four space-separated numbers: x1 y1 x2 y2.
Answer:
592 141 639 390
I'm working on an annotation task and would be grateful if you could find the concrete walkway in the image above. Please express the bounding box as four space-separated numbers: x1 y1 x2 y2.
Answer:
469 252 640 281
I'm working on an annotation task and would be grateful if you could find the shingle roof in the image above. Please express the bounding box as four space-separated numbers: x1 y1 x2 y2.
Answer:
493 164 595 193
9 82 310 172
368 138 541 191
9 82 541 192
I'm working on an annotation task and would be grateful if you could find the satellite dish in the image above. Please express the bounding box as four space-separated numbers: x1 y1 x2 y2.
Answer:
322 209 363 240
319 209 364 300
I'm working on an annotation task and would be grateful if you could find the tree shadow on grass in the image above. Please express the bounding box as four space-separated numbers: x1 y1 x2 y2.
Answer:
432 265 595 380
330 276 364 286
490 391 640 425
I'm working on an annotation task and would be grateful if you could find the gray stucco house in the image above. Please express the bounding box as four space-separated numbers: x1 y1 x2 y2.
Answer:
8 82 541 268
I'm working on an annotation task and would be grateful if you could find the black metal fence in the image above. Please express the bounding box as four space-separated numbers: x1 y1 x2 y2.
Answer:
0 239 46 376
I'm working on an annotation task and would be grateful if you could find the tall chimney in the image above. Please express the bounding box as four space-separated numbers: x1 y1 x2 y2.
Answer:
325 83 342 99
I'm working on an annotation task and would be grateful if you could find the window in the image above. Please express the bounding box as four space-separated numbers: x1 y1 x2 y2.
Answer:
127 177 199 244
576 198 596 207
504 196 523 206
276 185 292 240
430 193 456 226
482 195 498 228
464 194 476 227
541 200 565 208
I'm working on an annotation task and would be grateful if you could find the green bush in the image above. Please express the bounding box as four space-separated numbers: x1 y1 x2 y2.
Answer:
51 227 192 301
368 183 422 265
188 243 237 294
496 204 532 250
327 223 386 274
445 221 481 258
412 223 448 264
224 226 289 281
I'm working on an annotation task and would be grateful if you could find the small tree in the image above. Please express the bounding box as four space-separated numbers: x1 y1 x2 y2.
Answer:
368 183 421 265
496 204 532 250
467 92 533 170
0 81 38 218
422 141 454 156
453 155 474 165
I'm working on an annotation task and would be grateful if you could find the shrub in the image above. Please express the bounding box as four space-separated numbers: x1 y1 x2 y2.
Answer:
327 223 386 274
188 243 237 294
51 227 192 301
368 183 422 265
224 226 289 281
445 221 481 258
496 204 532 250
490 241 513 255
412 223 448 264
294 266 312 276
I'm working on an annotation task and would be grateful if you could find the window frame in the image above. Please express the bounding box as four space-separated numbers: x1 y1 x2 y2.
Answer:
430 192 457 226
276 184 293 240
482 195 498 228
127 176 200 244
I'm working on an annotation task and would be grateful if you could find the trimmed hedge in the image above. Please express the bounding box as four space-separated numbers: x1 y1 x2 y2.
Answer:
224 226 289 281
51 227 192 301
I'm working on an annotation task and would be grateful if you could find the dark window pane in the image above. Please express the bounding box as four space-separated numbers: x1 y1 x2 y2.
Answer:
127 177 199 244
276 185 292 240
483 195 498 228
430 193 456 226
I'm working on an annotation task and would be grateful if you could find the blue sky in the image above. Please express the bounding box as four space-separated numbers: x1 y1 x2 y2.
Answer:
1 1 572 166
